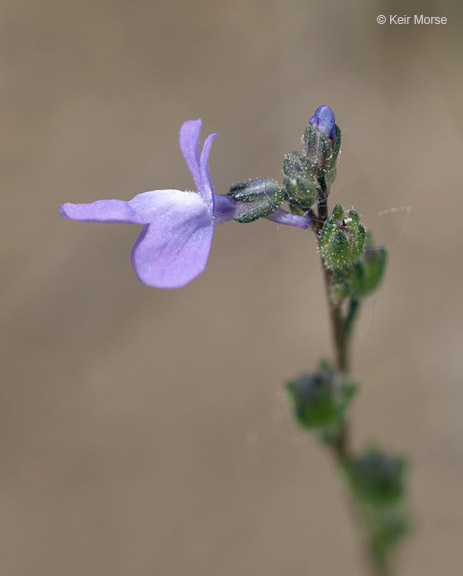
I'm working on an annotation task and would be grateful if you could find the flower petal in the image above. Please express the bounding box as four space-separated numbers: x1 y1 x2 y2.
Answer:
199 132 217 210
130 191 213 288
60 190 202 225
266 208 312 229
59 199 141 223
213 194 240 223
179 119 202 191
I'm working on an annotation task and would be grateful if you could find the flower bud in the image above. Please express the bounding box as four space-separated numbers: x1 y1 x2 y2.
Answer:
283 151 318 209
228 178 282 203
286 361 356 429
309 105 336 140
346 448 406 507
283 175 317 210
303 105 341 182
319 204 366 270
283 150 314 176
228 178 285 223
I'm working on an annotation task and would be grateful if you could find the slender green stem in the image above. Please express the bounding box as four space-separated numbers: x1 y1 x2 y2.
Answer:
316 192 389 576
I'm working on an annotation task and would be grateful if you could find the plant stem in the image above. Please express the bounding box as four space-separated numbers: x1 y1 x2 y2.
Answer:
316 193 389 576
321 265 350 460
316 192 350 458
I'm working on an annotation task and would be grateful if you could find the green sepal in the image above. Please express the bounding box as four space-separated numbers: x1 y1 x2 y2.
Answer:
351 245 387 298
283 151 315 177
332 233 388 300
302 123 341 181
282 151 319 209
228 178 283 203
283 175 317 209
325 125 341 172
331 267 352 300
288 203 308 216
233 196 283 223
303 125 330 173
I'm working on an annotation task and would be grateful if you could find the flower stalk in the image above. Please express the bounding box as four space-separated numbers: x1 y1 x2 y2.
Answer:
287 106 409 575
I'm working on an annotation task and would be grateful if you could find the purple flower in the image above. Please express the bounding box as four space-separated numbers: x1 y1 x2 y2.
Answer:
60 119 311 289
309 105 336 140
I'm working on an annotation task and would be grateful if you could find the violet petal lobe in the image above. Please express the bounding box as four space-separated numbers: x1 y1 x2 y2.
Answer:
59 199 142 224
309 105 336 140
199 132 217 210
59 190 198 225
129 190 213 288
179 119 202 191
266 208 312 229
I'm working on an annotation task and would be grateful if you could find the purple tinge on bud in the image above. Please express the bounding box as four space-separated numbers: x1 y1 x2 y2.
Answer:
309 105 336 140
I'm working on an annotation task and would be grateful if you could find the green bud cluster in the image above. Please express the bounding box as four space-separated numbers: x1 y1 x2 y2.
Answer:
319 204 366 270
228 178 285 223
226 112 343 224
286 361 357 430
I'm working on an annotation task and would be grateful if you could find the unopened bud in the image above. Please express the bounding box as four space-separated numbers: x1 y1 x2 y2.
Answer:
346 448 406 507
228 178 285 223
309 105 336 140
283 151 318 209
228 178 282 203
286 361 356 429
283 150 314 176
303 105 341 182
319 204 366 269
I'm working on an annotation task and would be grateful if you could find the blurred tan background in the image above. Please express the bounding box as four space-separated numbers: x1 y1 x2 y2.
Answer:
1 0 462 574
